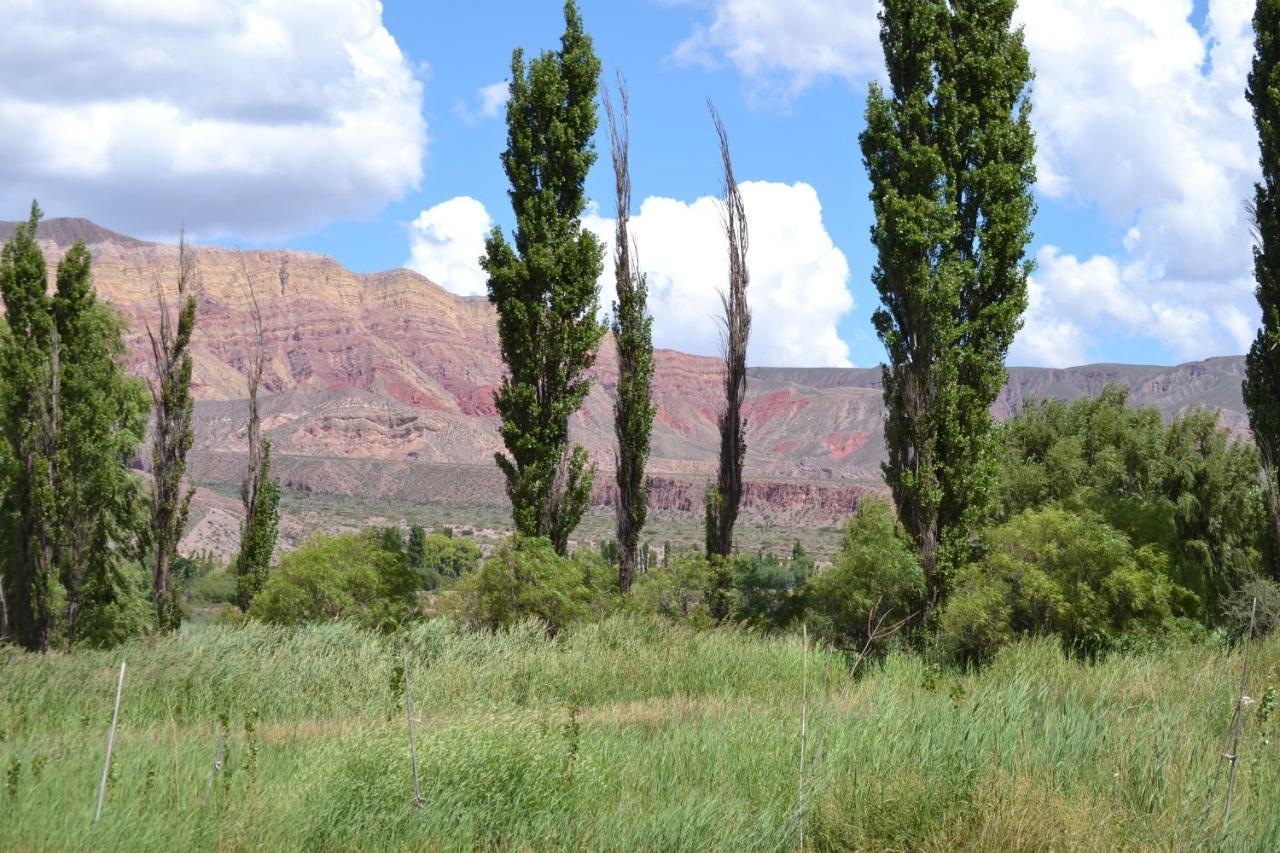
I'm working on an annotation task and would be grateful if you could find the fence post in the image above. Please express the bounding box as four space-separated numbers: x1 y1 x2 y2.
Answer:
403 644 424 810
93 661 126 826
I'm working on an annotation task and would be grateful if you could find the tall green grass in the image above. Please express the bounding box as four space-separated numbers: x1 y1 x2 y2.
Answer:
2 616 1278 851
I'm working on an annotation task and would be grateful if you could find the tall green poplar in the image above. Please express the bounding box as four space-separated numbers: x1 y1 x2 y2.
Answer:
0 204 59 651
1245 0 1280 577
860 0 1037 613
482 0 606 555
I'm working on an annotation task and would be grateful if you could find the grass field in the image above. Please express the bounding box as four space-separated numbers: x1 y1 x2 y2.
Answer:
3 616 1279 851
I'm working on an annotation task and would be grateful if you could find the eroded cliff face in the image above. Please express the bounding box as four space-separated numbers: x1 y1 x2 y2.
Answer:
8 218 1250 536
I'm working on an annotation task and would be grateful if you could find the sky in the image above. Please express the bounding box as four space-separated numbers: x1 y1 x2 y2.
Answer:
0 0 1265 370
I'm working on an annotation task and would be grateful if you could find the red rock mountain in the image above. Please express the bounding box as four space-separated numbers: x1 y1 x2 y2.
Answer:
3 218 1251 534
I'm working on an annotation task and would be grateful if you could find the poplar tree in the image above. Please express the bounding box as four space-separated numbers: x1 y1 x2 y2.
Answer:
604 76 656 593
0 204 59 651
860 0 1036 613
1244 0 1280 577
147 236 198 631
0 203 148 649
483 0 606 555
50 239 149 646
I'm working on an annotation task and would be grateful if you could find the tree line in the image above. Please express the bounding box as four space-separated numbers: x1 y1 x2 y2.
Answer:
483 0 1279 634
0 215 281 651
0 0 1276 654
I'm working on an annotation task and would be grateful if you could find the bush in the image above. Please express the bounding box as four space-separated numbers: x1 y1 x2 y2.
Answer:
417 534 482 589
185 570 238 607
940 508 1196 664
1223 577 1280 639
731 552 811 631
446 536 598 633
805 498 924 652
629 554 716 628
73 561 154 649
250 530 418 631
995 388 1267 620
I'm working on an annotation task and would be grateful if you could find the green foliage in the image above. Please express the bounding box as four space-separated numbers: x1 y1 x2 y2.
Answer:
49 239 150 645
416 534 481 590
72 560 153 649
605 81 657 594
184 570 238 608
1244 0 1280 579
482 1 606 555
234 440 280 611
147 242 197 633
4 618 1280 850
629 554 715 628
730 551 811 631
806 498 924 652
447 536 605 633
860 0 1037 611
996 388 1267 618
1224 577 1280 639
379 526 404 558
0 203 149 650
249 530 417 631
407 523 426 572
939 508 1197 664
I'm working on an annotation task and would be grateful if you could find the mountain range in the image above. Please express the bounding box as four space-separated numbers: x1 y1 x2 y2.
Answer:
0 217 1252 551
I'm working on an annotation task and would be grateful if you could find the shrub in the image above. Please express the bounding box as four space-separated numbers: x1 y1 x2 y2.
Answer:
629 554 716 628
418 535 482 589
185 570 238 607
73 561 154 649
940 508 1196 664
446 536 595 633
805 498 924 652
1223 577 1280 639
995 388 1267 621
250 530 418 631
732 552 811 631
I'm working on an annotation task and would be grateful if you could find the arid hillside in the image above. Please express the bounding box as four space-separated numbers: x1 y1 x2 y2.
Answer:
2 218 1251 547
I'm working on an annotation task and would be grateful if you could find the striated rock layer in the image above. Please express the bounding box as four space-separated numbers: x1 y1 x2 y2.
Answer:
4 218 1251 535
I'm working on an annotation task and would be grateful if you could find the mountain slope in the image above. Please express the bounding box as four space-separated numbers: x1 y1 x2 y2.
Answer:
5 218 1252 532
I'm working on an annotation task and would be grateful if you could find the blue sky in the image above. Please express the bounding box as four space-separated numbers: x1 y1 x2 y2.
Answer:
0 0 1261 369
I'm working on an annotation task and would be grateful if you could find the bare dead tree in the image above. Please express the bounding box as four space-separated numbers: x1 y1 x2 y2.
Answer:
146 233 198 631
705 101 751 571
604 73 656 594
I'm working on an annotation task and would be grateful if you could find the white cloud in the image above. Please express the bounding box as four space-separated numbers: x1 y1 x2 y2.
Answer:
453 80 509 124
587 181 855 367
405 197 493 296
669 0 881 98
0 0 426 239
476 81 509 119
1017 0 1258 284
670 0 1264 364
409 182 855 366
1012 246 1257 367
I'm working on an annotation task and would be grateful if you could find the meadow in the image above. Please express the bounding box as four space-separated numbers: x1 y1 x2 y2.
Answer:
3 615 1278 851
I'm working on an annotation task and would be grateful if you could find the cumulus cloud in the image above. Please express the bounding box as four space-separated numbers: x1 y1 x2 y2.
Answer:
668 0 882 98
670 0 1264 365
405 197 493 297
0 0 426 239
1012 246 1256 367
408 182 855 366
585 181 855 367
